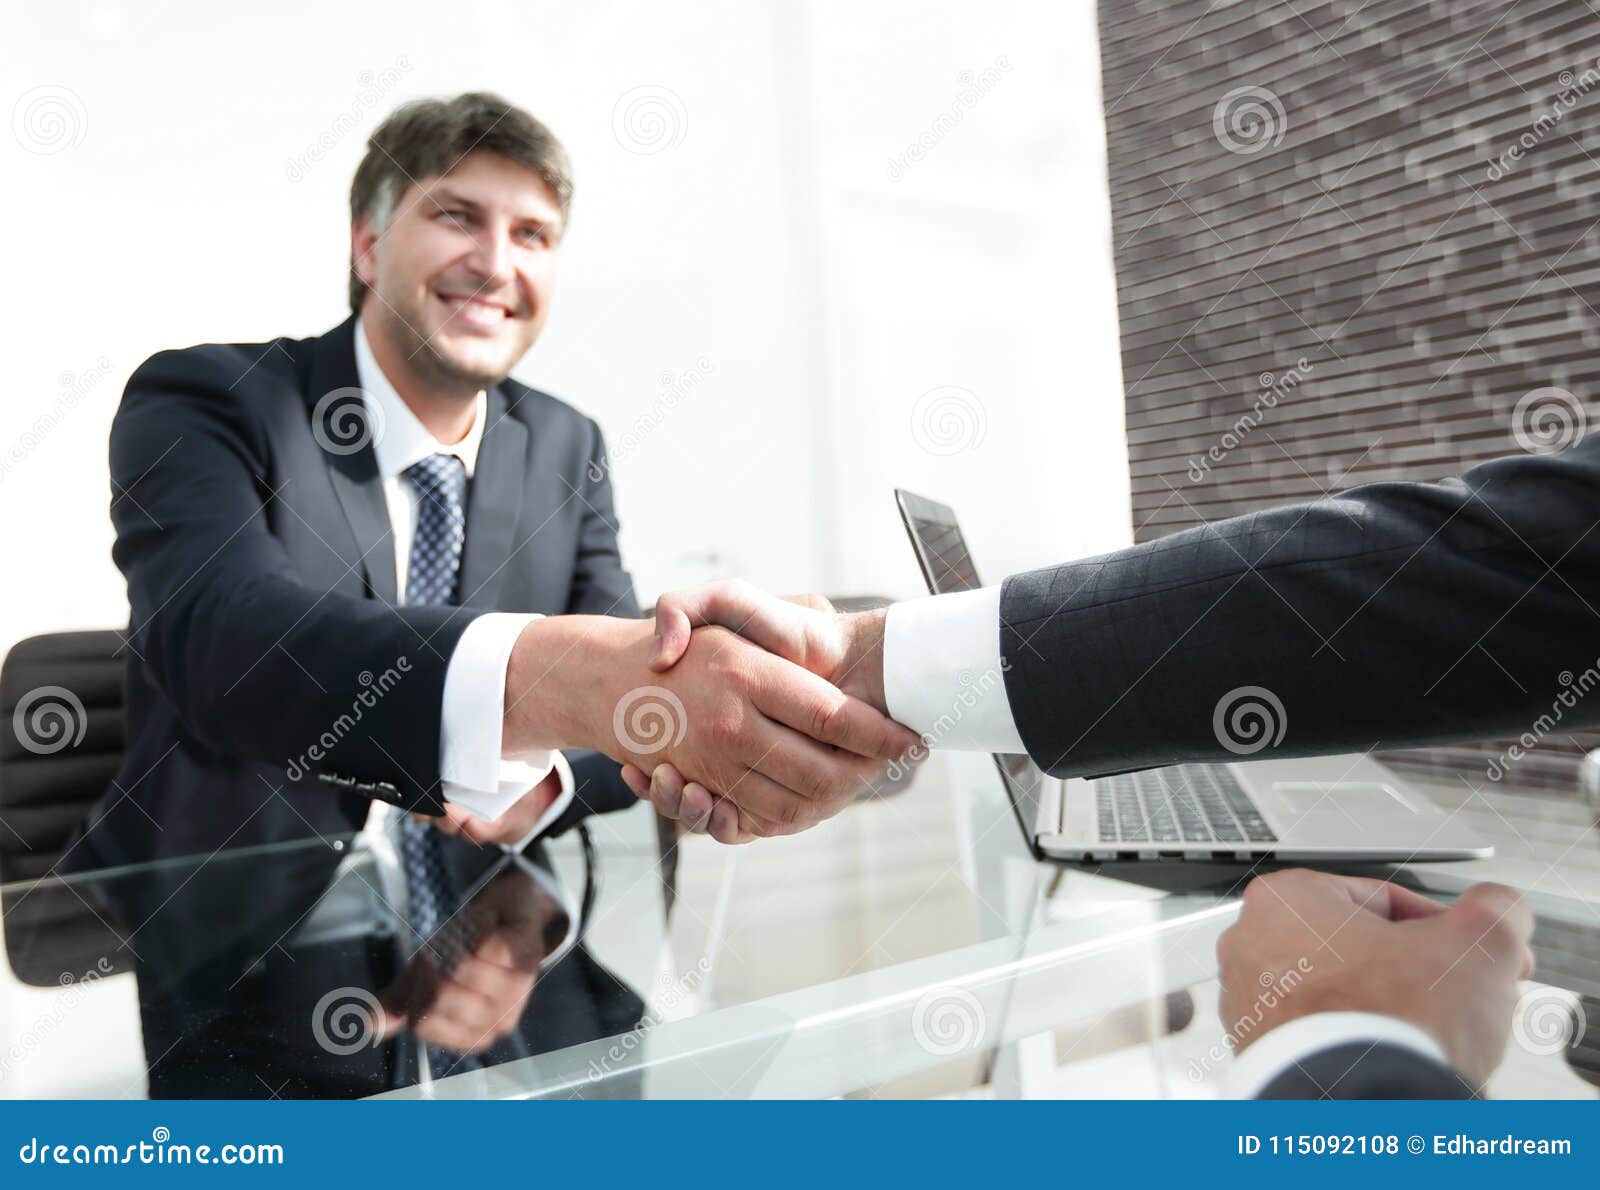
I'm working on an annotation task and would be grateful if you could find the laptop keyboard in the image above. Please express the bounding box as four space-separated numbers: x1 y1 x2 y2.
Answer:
1094 765 1277 844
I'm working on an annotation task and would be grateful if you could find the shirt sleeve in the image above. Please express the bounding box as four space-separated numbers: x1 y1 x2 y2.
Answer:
1223 1011 1450 1099
882 586 1027 753
438 611 574 823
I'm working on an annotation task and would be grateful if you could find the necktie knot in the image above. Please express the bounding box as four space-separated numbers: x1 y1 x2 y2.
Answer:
403 453 467 505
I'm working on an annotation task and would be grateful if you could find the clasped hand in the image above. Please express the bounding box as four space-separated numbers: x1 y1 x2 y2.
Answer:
625 582 898 843
498 589 912 846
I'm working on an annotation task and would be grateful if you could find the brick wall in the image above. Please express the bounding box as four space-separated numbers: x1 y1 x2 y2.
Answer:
1097 0 1600 789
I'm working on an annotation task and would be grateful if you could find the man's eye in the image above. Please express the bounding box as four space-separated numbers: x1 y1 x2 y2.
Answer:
438 210 469 224
517 228 547 246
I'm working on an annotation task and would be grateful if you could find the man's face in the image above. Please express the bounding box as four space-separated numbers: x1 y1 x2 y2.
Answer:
352 150 562 390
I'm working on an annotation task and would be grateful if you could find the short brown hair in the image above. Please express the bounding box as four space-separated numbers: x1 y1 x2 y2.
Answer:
347 92 573 312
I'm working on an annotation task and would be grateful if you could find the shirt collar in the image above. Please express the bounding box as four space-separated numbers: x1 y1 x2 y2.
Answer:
353 316 488 480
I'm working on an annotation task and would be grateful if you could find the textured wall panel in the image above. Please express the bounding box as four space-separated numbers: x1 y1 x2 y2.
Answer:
1098 0 1600 788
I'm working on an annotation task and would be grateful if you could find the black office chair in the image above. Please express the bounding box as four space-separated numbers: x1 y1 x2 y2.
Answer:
0 629 133 986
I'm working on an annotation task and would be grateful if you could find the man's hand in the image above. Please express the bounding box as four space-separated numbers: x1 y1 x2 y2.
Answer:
376 865 565 1058
500 613 916 840
650 581 889 714
1216 869 1536 1089
618 760 743 841
420 769 563 847
624 582 897 843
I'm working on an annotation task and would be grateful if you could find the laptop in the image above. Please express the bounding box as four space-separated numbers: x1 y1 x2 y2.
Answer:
894 489 1493 864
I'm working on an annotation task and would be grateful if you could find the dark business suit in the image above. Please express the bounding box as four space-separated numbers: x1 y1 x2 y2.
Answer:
998 437 1600 778
1256 1042 1473 1099
78 315 640 868
990 442 1600 1099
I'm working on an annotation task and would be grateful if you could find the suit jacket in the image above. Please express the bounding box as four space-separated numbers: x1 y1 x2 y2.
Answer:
1256 1041 1473 1099
999 437 1600 777
79 316 641 868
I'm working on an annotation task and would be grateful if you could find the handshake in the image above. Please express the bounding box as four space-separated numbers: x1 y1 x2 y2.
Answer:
499 581 915 844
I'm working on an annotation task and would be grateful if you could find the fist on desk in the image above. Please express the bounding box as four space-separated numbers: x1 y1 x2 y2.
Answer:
1217 868 1535 1089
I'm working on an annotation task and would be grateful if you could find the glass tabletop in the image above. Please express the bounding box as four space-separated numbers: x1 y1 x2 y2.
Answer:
2 753 1597 1099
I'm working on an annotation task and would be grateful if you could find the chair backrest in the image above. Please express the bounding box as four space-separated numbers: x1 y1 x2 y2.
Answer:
0 630 127 881
0 629 131 985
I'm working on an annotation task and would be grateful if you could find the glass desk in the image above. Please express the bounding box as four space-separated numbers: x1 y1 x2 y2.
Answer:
2 753 1597 1099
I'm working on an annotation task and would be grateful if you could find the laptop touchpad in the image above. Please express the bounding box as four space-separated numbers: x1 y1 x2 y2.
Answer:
1271 781 1423 818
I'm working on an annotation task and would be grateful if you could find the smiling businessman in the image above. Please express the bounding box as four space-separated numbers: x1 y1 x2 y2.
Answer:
81 92 911 884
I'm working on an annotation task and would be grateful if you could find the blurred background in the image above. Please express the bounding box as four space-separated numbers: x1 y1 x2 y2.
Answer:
0 0 1127 637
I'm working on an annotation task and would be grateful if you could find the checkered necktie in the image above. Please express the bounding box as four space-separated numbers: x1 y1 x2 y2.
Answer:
398 453 481 1075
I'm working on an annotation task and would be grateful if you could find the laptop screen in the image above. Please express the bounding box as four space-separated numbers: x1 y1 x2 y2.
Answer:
894 489 1048 854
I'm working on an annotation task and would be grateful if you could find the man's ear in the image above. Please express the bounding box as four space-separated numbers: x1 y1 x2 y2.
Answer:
351 219 379 290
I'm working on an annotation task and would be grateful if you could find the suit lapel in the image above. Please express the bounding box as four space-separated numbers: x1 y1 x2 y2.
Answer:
459 385 528 609
306 318 399 605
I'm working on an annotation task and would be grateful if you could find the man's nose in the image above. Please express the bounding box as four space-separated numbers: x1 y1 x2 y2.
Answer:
466 226 516 290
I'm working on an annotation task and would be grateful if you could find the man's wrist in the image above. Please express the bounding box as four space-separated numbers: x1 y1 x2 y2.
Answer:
839 609 888 714
504 617 633 757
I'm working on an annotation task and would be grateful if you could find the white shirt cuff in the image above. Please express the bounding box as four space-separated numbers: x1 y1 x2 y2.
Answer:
1223 1011 1450 1099
440 612 560 821
883 586 1026 753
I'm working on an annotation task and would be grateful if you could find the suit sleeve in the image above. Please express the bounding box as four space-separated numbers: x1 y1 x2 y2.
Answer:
110 348 477 813
999 437 1600 777
1256 1041 1475 1099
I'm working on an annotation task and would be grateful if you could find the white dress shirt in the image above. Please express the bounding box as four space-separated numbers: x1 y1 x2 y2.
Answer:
882 585 1452 1095
353 319 569 840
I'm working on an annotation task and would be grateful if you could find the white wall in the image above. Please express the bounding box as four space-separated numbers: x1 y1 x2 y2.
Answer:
0 0 1128 642
796 0 1132 597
